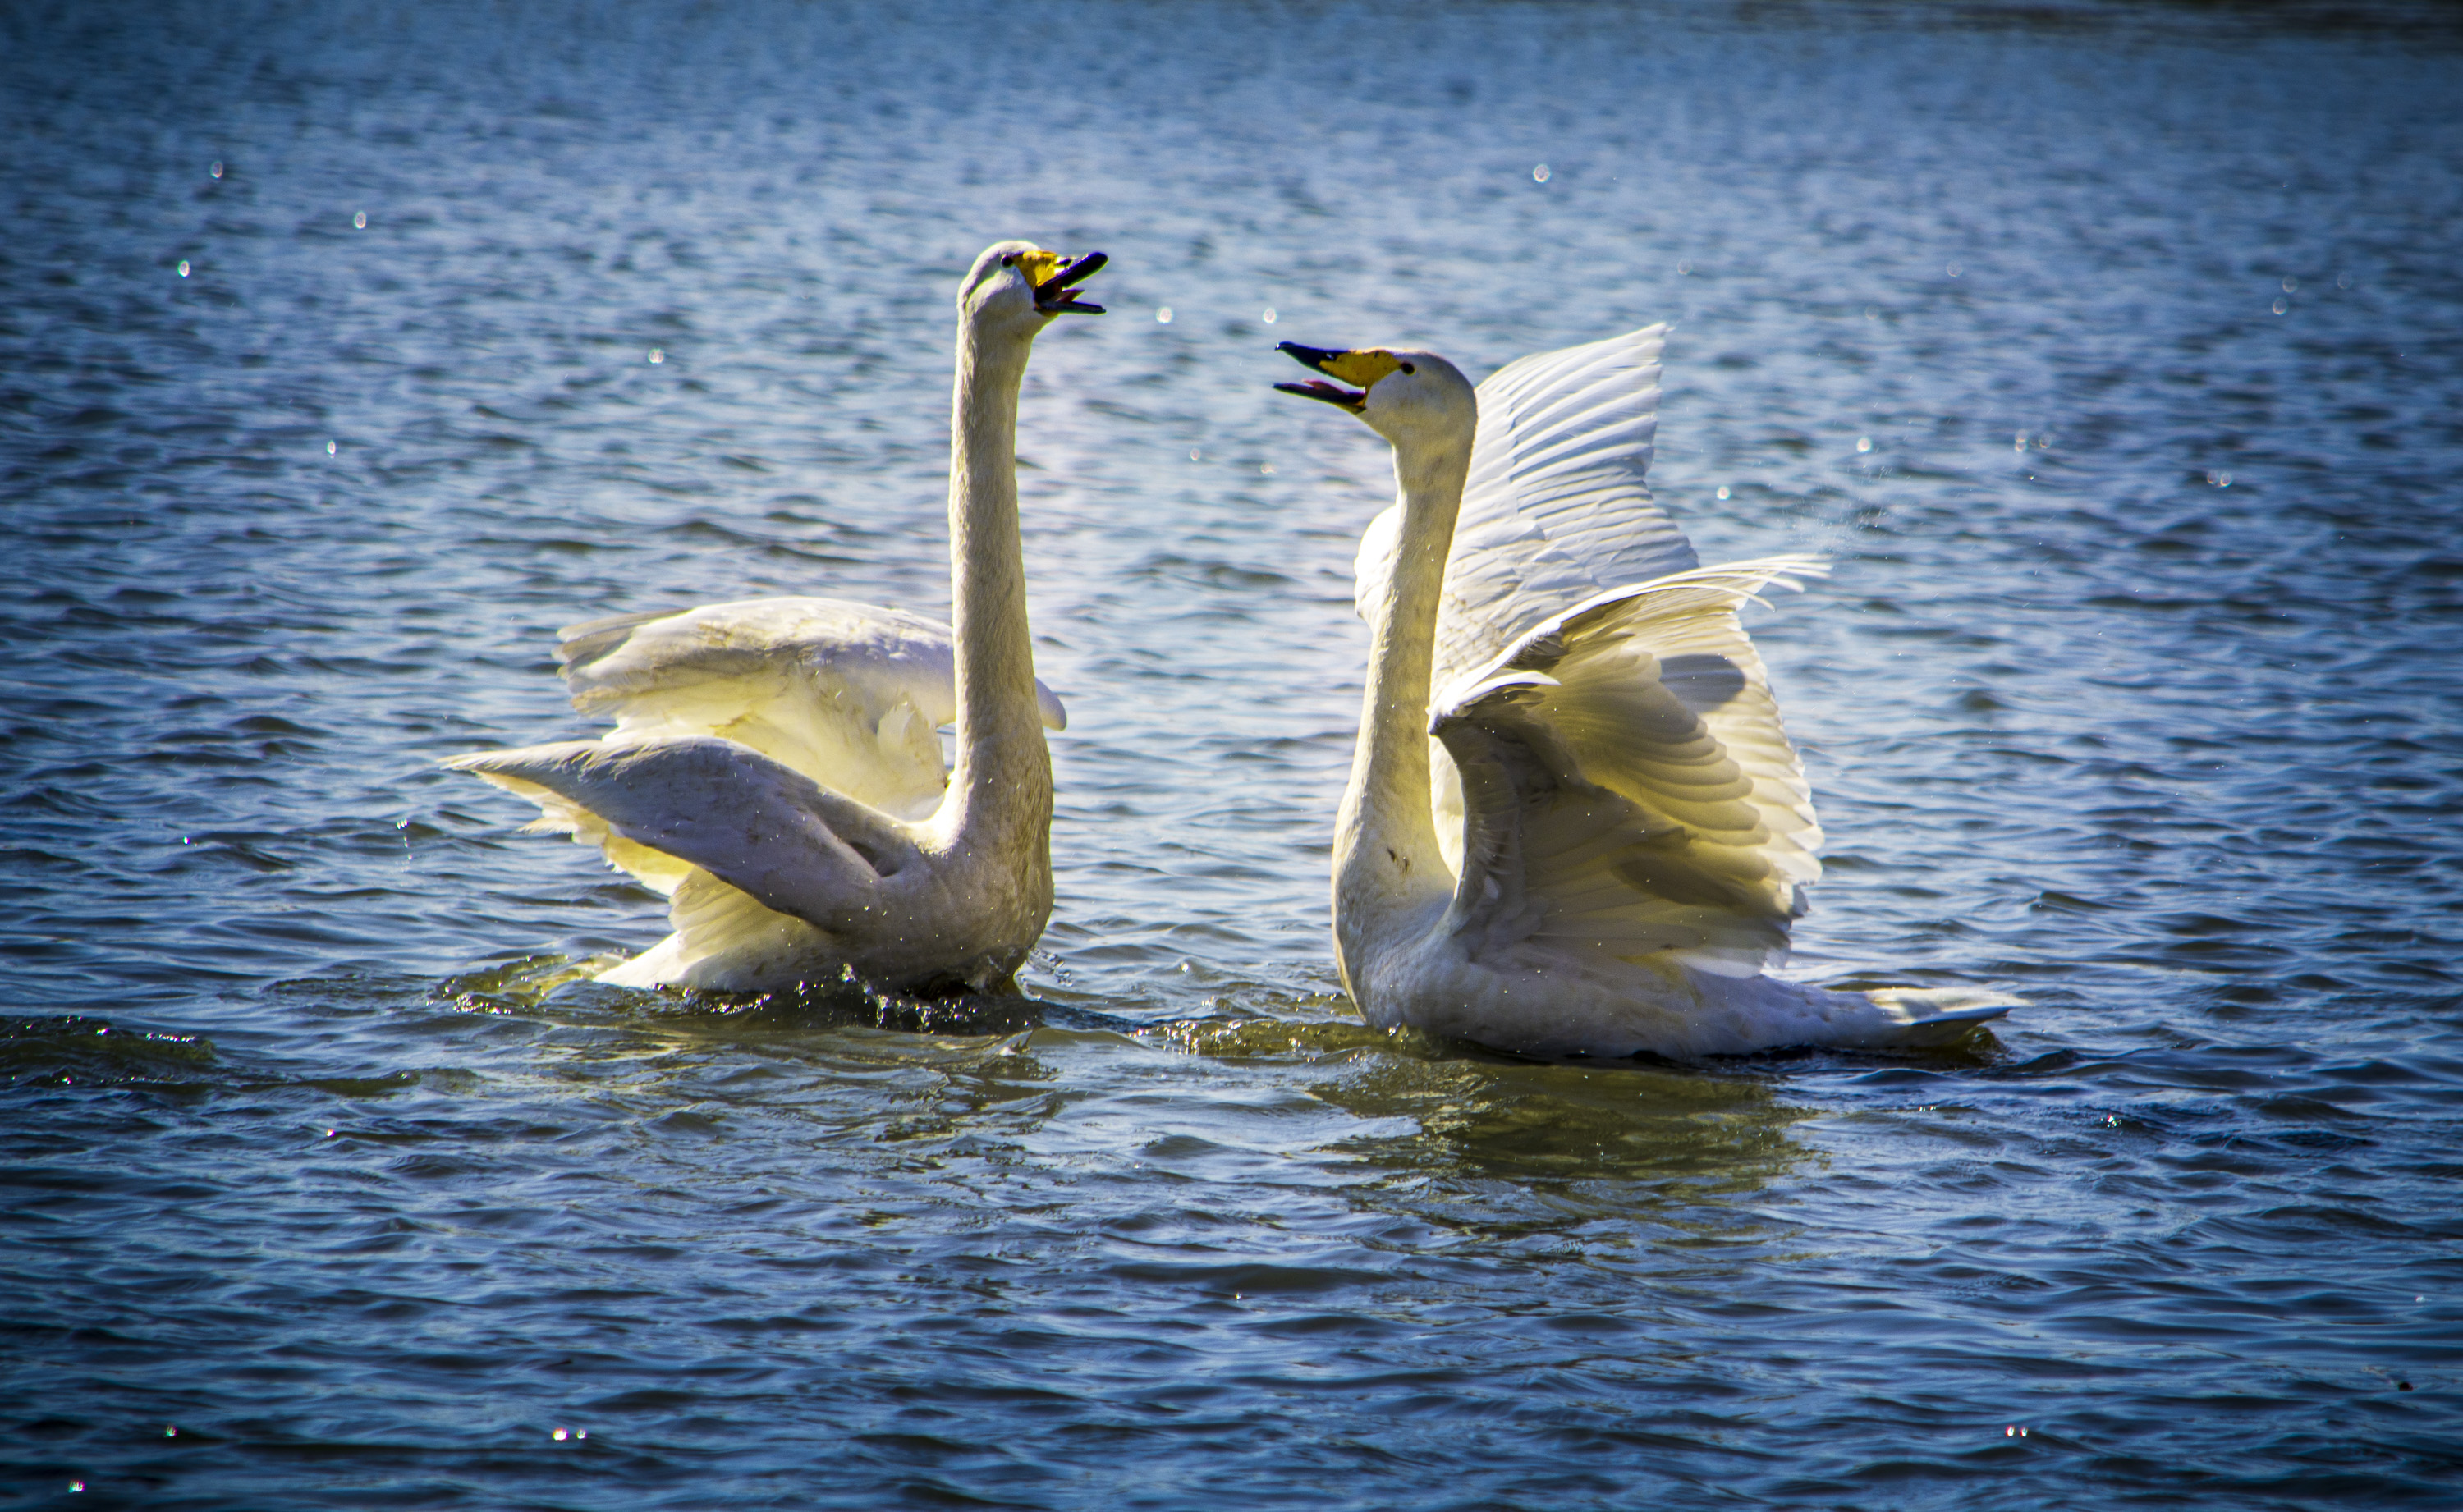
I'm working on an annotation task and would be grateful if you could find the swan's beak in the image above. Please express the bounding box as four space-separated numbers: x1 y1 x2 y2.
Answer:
1273 343 1401 412
1022 250 1108 315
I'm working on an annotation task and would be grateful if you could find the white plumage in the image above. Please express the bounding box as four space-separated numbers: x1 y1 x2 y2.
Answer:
447 241 1104 995
1277 328 2017 1057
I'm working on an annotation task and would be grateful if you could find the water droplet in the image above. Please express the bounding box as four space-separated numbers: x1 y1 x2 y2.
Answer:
69 1482 84 1493
1715 485 1731 501
1190 448 1201 462
576 1430 587 1439
1947 261 1962 277
647 348 664 364
1864 306 1878 320
2337 273 2352 289
1260 464 1274 476
1260 307 1277 324
1855 437 1873 453
2282 275 2298 292
1676 262 1691 276
164 1427 177 1437
2013 433 2028 453
2206 470 2232 488
1155 306 1173 324
209 161 223 179
2272 297 2288 314
352 210 367 230
2006 1427 2016 1436
325 1129 336 1137
1532 163 1550 183
553 1428 568 1441
326 440 337 456
177 260 190 277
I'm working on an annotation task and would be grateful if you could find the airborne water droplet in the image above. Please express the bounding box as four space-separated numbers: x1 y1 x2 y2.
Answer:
353 209 368 229
1155 306 1173 324
1533 163 1551 183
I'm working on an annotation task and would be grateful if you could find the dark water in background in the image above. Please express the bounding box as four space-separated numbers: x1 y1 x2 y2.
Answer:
5 0 2462 1505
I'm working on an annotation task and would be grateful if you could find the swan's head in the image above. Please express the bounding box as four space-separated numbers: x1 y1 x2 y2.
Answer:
1273 342 1475 450
960 240 1108 337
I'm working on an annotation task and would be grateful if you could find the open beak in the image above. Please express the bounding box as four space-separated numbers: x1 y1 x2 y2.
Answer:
1273 342 1399 412
1026 250 1108 315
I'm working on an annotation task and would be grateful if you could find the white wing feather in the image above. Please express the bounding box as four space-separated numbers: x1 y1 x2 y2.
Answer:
1357 325 1697 696
443 734 915 929
556 595 1066 823
1429 559 1828 978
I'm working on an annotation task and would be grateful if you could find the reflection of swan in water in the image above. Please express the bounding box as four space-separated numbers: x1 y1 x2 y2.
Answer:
1273 328 2018 1058
447 242 1106 995
1305 1032 1812 1208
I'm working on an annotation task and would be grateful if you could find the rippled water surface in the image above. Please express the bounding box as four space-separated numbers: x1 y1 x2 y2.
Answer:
6 1 2463 1505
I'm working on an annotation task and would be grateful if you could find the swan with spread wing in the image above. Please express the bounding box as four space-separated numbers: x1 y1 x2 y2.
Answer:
447 241 1104 994
1275 327 2016 1056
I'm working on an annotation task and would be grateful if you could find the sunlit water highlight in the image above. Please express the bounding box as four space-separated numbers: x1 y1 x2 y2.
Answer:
4 2 2461 1506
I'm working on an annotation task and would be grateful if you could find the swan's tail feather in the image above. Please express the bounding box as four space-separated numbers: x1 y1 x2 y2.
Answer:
1865 986 2022 1046
594 869 828 990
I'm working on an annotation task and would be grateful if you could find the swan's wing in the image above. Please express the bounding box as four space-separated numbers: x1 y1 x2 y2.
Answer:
1355 326 1698 693
553 595 1067 822
443 734 917 932
1429 558 1827 978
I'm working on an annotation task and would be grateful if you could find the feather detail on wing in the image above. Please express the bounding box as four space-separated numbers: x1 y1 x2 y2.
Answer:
1356 325 1697 694
442 735 919 935
1428 557 1828 978
553 596 1066 822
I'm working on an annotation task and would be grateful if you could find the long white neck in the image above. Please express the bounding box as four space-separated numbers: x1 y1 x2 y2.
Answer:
1334 428 1472 968
940 325 1049 857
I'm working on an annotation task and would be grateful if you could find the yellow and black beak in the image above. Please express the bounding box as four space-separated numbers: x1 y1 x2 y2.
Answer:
1273 343 1404 412
1018 249 1108 315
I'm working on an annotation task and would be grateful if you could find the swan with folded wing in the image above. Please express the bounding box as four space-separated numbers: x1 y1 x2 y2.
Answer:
447 241 1105 994
1273 328 2016 1056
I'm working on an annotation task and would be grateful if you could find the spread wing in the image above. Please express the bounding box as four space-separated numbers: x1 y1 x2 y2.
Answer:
1355 325 1698 697
1429 558 1828 979
555 595 1067 822
442 735 916 932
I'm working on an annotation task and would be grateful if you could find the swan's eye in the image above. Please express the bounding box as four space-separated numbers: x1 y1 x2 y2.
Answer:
1001 254 1016 266
1400 362 1415 374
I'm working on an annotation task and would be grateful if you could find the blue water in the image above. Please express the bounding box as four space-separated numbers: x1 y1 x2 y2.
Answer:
5 1 2462 1506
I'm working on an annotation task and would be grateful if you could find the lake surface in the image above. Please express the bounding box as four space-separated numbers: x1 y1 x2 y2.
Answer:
5 1 2461 1505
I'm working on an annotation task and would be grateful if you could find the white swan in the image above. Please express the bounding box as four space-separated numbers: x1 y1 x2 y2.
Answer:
446 241 1106 995
1274 328 2017 1057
